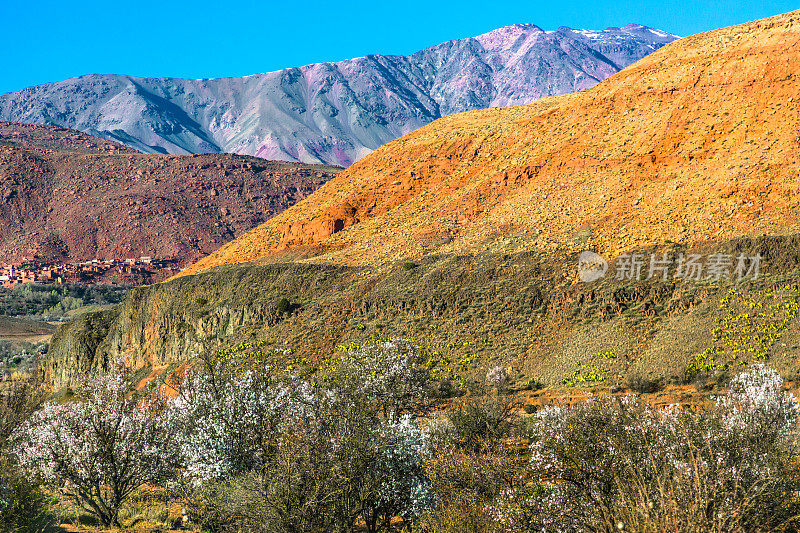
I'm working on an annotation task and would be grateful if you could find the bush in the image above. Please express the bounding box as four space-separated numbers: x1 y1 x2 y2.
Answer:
178 340 435 532
333 339 430 417
433 379 459 399
184 394 432 533
0 468 53 533
521 378 543 391
447 395 517 453
416 494 497 533
186 473 261 533
0 378 52 532
626 374 662 394
486 366 509 391
421 415 519 533
276 297 290 314
494 365 800 532
0 378 46 451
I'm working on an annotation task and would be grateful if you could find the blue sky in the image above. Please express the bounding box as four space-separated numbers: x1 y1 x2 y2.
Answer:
0 0 796 94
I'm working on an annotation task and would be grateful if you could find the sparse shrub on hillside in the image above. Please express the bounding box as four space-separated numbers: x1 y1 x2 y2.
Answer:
276 297 290 314
626 374 662 394
491 365 800 532
562 350 617 387
688 287 799 378
464 377 487 396
518 378 543 391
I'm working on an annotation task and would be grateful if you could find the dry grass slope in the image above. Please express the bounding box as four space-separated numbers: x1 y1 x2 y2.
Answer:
47 11 800 394
182 11 800 276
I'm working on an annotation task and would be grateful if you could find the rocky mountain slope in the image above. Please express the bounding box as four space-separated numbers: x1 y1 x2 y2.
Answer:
47 12 800 390
0 122 340 266
0 25 676 166
182 12 800 275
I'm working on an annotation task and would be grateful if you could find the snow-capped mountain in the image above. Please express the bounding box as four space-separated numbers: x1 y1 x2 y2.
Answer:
0 24 677 166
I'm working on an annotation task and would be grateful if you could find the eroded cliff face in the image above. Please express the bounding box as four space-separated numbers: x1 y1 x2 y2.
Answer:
48 309 119 389
48 262 354 388
46 236 800 391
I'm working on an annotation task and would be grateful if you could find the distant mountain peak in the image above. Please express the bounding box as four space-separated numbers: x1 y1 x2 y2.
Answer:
473 23 544 49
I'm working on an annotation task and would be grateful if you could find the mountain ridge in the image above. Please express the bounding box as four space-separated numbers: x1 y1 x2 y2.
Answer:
0 24 676 166
0 121 341 267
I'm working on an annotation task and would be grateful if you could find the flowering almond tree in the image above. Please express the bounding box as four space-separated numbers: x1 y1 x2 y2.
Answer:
167 367 310 483
334 339 429 417
172 340 435 531
13 371 181 527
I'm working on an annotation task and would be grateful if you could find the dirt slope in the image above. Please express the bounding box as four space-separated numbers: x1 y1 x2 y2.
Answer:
182 11 800 277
